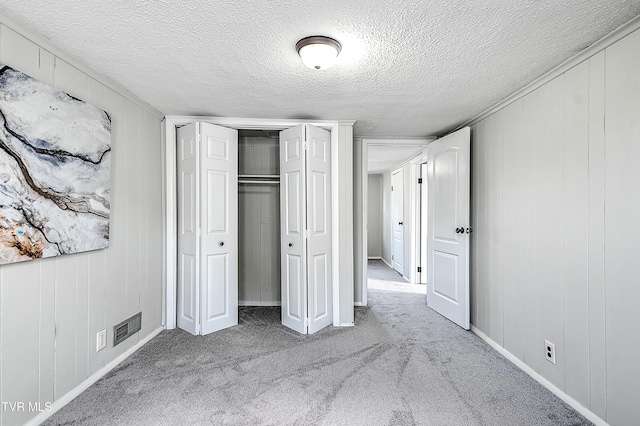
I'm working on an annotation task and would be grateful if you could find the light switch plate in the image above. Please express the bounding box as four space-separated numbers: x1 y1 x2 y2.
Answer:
96 329 107 352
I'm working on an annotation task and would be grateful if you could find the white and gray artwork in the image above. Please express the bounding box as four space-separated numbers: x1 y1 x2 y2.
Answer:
0 64 111 265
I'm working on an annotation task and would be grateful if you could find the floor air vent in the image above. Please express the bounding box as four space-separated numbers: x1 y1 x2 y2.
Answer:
113 312 142 346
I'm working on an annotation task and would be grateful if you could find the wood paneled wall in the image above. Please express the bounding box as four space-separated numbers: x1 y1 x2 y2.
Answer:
471 28 640 425
238 135 280 305
0 23 163 426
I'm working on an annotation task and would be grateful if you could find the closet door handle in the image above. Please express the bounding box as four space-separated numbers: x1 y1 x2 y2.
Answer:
289 243 293 247
219 241 224 246
398 222 403 225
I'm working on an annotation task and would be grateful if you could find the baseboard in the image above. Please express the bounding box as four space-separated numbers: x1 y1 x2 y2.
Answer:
238 301 282 307
367 257 381 260
470 326 608 426
25 326 164 426
381 258 393 268
354 302 365 307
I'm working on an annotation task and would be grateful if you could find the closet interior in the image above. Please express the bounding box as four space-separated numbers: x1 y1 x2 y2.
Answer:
237 130 282 306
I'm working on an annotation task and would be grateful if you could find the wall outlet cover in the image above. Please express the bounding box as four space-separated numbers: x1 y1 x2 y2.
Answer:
544 340 556 364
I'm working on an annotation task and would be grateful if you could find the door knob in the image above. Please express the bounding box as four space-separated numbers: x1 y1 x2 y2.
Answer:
399 222 403 225
289 243 293 247
219 241 224 246
455 227 464 233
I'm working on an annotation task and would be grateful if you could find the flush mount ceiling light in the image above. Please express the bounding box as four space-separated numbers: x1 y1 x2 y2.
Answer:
296 36 342 70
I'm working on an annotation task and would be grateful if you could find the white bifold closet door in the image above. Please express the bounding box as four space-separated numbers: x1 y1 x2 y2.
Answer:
177 122 238 336
280 124 332 334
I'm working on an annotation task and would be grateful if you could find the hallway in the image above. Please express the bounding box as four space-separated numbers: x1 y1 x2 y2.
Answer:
44 263 589 425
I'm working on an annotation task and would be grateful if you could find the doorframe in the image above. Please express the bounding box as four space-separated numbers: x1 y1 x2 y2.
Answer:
164 116 354 330
359 138 433 306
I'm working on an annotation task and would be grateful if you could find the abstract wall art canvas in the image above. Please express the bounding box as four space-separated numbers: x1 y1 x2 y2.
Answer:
0 64 111 265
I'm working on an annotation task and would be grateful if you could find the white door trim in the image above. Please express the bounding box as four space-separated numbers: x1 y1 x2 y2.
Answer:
164 116 354 329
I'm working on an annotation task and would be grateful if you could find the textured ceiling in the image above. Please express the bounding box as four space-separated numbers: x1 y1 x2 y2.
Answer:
368 143 429 174
1 1 639 138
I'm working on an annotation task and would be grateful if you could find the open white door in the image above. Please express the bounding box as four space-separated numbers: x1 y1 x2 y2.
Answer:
305 124 332 334
176 122 238 336
200 122 238 335
177 123 199 335
426 127 470 330
280 124 332 334
391 168 404 274
280 125 307 333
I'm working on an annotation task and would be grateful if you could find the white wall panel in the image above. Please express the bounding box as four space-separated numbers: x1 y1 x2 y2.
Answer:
0 20 163 426
501 98 524 360
471 25 640 425
586 51 607 420
484 111 504 346
238 135 281 305
604 29 640 425
562 61 590 407
535 76 566 390
367 174 382 258
519 90 539 372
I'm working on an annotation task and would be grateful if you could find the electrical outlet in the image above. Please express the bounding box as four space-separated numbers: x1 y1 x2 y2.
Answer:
96 329 107 352
544 340 556 364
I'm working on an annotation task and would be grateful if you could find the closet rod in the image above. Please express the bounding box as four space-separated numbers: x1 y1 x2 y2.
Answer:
238 180 281 185
238 174 280 179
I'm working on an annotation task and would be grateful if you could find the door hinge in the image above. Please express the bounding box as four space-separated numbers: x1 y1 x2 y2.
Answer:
305 317 309 327
417 266 422 273
304 230 309 239
418 178 423 184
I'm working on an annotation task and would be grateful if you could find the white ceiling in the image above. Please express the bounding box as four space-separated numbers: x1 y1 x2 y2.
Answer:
0 1 639 139
367 142 430 174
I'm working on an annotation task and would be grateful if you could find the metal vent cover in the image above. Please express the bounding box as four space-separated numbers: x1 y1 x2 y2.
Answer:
113 312 142 347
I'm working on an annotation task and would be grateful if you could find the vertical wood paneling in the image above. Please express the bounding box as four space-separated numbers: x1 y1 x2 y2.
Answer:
485 111 504 345
124 100 142 352
562 61 590 407
604 29 640 425
52 58 81 399
146 111 163 331
36 49 56 409
0 25 39 73
54 255 78 398
469 23 640 426
238 135 281 305
535 77 565 389
520 91 539 371
0 19 163 426
586 51 607 419
103 87 128 363
139 111 150 336
502 99 524 360
471 119 488 333
1 264 40 426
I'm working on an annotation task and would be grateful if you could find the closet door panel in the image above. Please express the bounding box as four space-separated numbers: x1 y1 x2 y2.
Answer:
200 123 238 335
176 123 199 335
280 125 307 333
306 125 332 334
